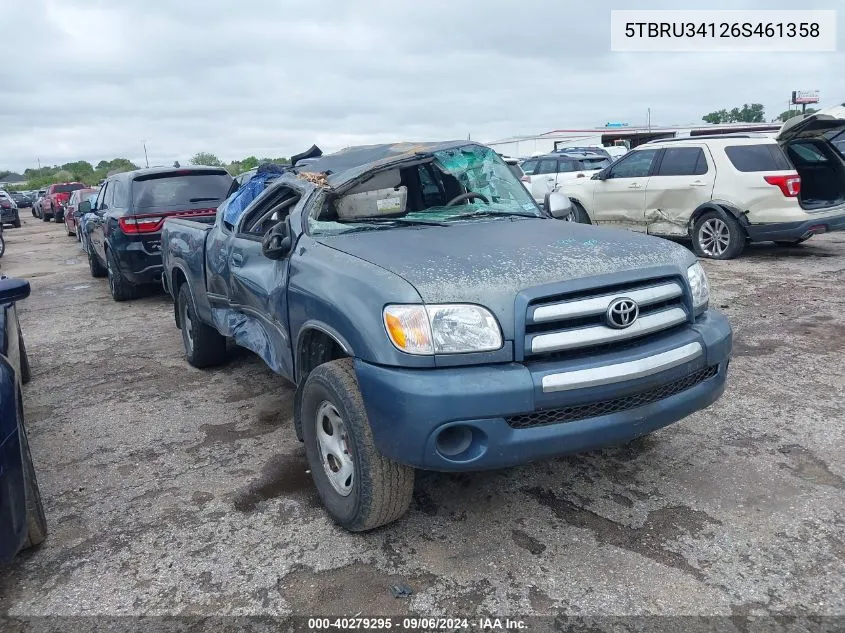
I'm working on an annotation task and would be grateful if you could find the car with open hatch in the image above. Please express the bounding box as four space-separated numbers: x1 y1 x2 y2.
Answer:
556 103 845 259
161 140 732 532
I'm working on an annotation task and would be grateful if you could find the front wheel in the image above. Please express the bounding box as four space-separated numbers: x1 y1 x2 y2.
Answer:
87 245 107 278
692 211 746 260
301 358 414 532
177 282 227 368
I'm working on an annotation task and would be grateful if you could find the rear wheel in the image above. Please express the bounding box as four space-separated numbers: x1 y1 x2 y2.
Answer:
692 211 746 260
19 413 47 550
13 214 21 229
87 245 107 278
106 248 135 302
41 212 50 222
177 282 227 368
302 358 414 531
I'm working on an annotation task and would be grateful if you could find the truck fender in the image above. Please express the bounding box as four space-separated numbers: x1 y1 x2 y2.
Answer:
688 201 749 236
168 264 195 328
292 322 354 442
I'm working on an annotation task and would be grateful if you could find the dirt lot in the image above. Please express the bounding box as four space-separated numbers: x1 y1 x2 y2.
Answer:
1 216 844 619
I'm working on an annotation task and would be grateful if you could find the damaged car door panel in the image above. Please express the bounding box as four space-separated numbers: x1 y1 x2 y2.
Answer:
162 141 733 531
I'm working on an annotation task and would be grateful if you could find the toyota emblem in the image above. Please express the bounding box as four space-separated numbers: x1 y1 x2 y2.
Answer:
606 298 639 329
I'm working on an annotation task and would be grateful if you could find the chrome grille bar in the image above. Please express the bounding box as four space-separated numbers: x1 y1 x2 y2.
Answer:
529 307 688 354
530 282 683 324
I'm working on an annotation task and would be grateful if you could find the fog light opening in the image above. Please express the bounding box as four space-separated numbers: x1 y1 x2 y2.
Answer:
435 425 473 457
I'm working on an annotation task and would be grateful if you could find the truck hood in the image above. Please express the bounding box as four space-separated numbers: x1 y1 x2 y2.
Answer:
314 218 695 337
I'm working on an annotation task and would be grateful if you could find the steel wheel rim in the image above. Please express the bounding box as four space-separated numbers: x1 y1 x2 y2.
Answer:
181 300 194 353
315 401 354 497
700 218 730 257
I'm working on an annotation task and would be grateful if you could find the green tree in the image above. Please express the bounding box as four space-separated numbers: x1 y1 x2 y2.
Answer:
190 152 223 167
702 103 765 124
778 107 819 122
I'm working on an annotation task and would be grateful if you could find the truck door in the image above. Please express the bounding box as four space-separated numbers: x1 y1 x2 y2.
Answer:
225 187 301 379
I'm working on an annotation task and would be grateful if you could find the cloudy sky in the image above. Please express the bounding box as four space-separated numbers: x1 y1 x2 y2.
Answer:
1 0 842 172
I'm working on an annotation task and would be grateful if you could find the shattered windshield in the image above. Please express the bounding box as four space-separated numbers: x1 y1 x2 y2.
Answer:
309 145 543 235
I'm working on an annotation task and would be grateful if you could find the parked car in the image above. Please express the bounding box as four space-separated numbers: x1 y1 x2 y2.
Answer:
0 276 47 565
30 190 47 218
161 140 732 531
38 182 86 222
557 104 845 259
86 166 233 300
520 151 613 206
76 193 100 250
9 191 33 210
554 145 613 159
0 191 20 228
0 221 4 258
63 187 99 237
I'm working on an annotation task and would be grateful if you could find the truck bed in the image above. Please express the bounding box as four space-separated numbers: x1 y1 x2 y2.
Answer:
161 215 217 303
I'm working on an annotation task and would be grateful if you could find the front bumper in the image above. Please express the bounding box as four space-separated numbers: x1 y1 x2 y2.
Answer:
355 310 732 471
746 209 845 242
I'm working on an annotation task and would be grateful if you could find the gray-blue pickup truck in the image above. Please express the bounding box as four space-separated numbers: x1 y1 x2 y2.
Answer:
161 141 732 531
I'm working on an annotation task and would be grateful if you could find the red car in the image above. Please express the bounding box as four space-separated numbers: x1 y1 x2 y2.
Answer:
39 182 86 222
63 188 99 236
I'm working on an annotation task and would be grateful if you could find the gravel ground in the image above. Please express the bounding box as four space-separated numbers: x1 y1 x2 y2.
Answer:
0 216 844 621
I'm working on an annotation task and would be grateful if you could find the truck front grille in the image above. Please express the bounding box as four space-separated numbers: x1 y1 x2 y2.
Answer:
506 365 718 429
524 278 688 359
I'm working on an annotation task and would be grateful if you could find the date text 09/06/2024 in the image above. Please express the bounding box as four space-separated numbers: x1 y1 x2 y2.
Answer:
307 617 527 630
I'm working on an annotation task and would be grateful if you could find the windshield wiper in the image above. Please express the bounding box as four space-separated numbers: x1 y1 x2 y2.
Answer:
335 217 449 227
189 197 221 202
448 210 540 221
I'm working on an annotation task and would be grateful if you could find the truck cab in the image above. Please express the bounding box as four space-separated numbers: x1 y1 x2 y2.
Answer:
162 141 732 532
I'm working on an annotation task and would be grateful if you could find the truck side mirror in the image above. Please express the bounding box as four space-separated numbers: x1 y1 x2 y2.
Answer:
261 220 292 260
547 192 574 219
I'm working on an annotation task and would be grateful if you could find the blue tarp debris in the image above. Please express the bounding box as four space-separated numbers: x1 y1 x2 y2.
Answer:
223 163 290 227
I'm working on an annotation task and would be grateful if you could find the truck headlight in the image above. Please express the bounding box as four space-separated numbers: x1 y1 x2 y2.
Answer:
383 304 503 355
687 262 710 314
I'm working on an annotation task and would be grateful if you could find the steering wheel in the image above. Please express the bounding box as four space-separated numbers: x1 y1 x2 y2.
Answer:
445 192 489 206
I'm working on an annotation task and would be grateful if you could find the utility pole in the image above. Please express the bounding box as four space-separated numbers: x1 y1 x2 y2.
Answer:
647 108 651 132
142 140 149 168
37 157 41 169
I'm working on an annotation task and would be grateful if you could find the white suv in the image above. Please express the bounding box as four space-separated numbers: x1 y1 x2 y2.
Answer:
520 151 612 207
557 104 845 259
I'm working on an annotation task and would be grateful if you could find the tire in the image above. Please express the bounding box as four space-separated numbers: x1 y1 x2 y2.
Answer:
19 327 31 384
31 208 37 218
0 234 5 258
87 244 107 278
177 282 227 368
692 210 746 260
41 212 50 222
106 248 136 302
570 200 591 224
301 358 414 532
13 215 21 229
19 414 47 550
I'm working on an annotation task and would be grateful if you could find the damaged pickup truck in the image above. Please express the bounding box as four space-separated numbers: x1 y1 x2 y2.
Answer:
161 141 732 531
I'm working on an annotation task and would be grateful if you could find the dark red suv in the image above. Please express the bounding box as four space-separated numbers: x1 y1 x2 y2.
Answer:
39 182 86 222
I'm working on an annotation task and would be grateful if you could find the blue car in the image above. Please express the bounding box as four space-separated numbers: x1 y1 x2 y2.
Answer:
0 276 47 564
77 193 99 253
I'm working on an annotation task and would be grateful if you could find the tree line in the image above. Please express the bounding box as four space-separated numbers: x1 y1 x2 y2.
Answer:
2 153 289 191
702 103 819 125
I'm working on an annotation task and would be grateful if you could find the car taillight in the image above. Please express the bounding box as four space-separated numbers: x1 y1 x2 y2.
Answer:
120 216 164 234
0 201 10 208
119 209 216 234
764 174 801 197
